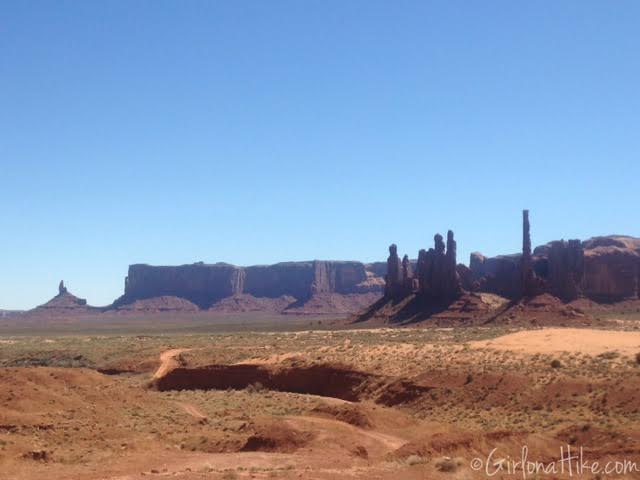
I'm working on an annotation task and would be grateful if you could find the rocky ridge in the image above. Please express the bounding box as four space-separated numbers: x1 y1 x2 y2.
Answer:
357 210 639 325
18 212 640 318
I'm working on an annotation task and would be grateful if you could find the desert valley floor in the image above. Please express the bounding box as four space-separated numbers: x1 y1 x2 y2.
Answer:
2 304 640 480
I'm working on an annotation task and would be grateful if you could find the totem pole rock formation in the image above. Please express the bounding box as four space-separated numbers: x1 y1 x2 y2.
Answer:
385 231 462 302
380 209 639 306
521 210 536 297
424 234 447 298
402 254 414 289
469 210 592 301
58 280 68 296
445 230 460 297
384 244 403 297
416 249 429 294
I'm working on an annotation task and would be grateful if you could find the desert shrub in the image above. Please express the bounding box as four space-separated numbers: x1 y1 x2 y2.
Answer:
597 351 619 360
246 382 265 393
550 359 563 369
635 352 640 365
405 455 426 466
435 456 459 472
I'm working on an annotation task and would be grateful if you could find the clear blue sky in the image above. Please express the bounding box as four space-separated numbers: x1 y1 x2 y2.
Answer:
1 1 639 309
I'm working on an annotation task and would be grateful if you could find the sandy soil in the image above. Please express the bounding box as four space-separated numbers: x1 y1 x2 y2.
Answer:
153 348 191 378
3 321 640 479
472 327 640 357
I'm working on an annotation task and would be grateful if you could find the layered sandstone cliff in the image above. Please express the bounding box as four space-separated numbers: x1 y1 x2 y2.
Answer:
582 236 640 301
379 211 639 306
470 220 640 303
118 260 384 310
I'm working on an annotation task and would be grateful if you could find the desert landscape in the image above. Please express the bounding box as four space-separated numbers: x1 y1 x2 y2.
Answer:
2 211 640 479
3 2 639 479
2 314 640 479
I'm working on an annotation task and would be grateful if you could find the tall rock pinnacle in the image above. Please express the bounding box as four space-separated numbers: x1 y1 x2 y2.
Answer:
521 209 534 297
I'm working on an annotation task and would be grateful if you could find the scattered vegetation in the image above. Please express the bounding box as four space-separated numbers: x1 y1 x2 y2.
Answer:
435 456 460 472
2 320 640 478
404 454 427 466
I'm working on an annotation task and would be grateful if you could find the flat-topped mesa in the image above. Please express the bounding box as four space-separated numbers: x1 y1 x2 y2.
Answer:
121 260 385 309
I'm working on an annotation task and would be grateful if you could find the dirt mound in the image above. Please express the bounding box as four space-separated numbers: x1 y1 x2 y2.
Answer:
310 403 372 428
0 368 114 422
554 424 634 452
3 352 95 369
374 378 434 406
150 361 380 401
241 418 313 453
114 296 200 313
352 292 509 326
390 430 551 463
439 293 601 327
151 359 459 408
430 293 510 325
483 294 603 327
209 294 296 313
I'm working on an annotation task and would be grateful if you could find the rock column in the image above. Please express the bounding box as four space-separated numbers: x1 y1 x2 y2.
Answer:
402 254 413 288
384 244 402 297
521 209 535 297
416 231 461 300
